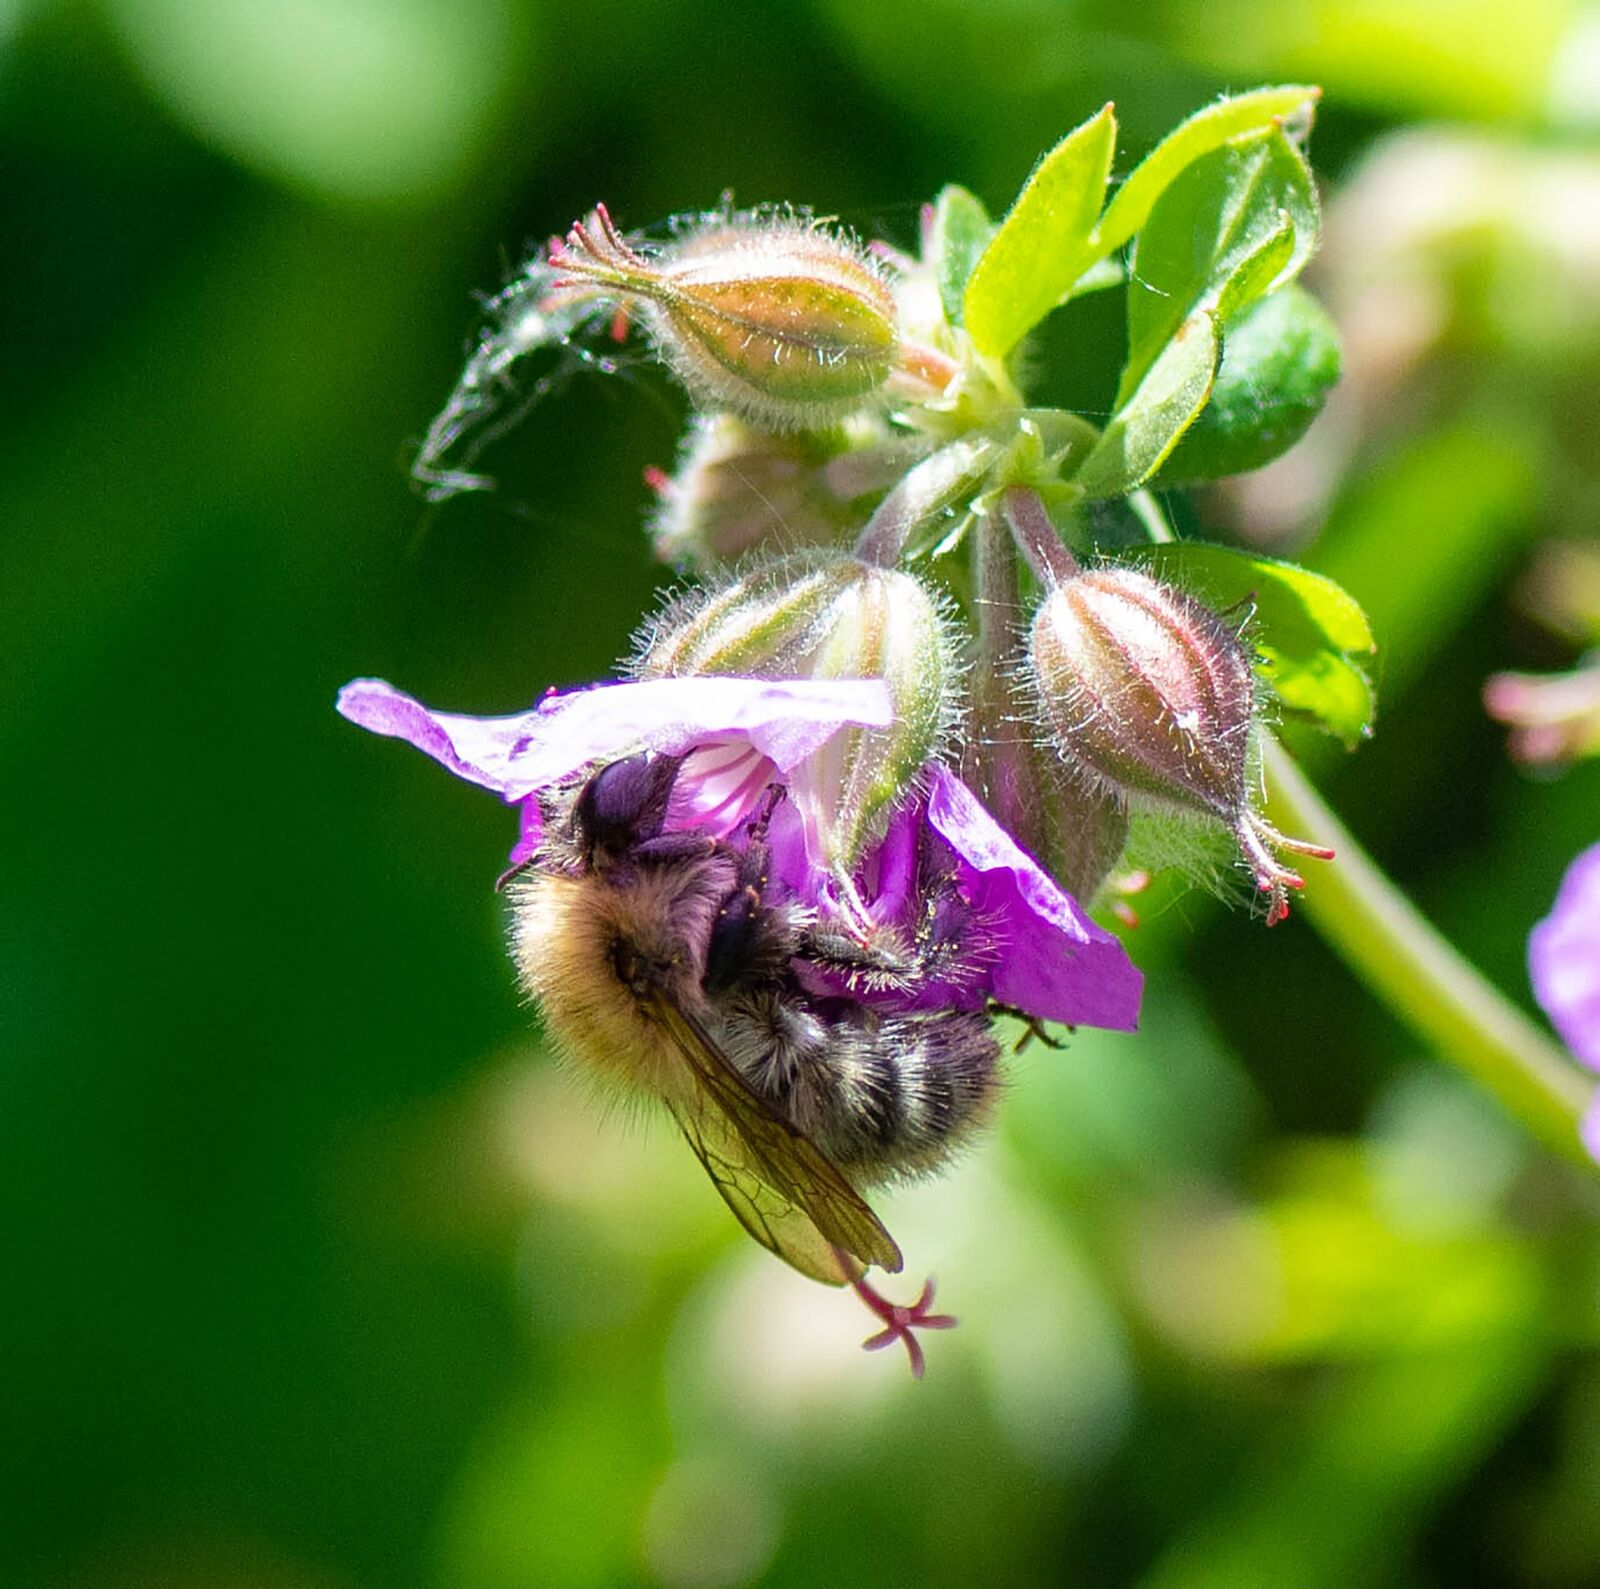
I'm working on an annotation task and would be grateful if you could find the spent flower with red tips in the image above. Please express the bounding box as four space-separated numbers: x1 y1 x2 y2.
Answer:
1027 558 1332 925
547 203 913 430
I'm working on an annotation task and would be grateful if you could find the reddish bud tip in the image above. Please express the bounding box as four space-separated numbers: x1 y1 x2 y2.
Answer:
548 203 904 430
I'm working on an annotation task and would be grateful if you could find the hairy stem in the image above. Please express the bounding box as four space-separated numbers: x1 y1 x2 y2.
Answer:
1001 485 1080 584
1261 736 1596 1170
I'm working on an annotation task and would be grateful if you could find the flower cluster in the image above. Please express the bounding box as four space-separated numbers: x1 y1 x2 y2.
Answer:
344 91 1367 1369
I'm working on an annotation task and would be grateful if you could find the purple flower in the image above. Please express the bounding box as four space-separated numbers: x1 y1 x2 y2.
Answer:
336 674 1142 1032
1529 841 1600 1158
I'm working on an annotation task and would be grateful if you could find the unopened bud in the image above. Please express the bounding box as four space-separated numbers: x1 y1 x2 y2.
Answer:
550 204 903 429
1030 566 1331 923
649 413 888 570
964 503 1129 903
639 552 958 869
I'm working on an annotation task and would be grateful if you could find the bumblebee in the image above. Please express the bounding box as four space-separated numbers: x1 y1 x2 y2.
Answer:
508 752 1001 1283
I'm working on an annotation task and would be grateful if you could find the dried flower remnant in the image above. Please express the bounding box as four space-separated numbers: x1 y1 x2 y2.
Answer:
1014 492 1332 924
1529 842 1600 1160
548 203 916 430
411 247 608 502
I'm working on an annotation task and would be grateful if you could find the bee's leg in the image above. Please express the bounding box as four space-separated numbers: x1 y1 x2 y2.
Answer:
795 920 922 993
630 831 720 865
630 778 785 867
740 781 787 842
986 1002 1068 1051
800 873 982 997
703 838 796 994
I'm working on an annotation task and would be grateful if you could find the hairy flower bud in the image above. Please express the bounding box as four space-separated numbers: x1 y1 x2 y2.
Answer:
963 505 1130 903
648 413 896 570
639 552 959 870
1029 566 1330 923
549 204 903 429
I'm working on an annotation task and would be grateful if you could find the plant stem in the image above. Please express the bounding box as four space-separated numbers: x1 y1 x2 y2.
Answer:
1002 485 1080 584
1261 736 1596 1170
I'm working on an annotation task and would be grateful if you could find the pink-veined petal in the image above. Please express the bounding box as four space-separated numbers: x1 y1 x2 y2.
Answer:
336 675 894 801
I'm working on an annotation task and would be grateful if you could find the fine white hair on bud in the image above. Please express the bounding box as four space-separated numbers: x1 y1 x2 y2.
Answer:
547 203 905 430
648 412 898 572
1028 564 1332 924
636 551 962 871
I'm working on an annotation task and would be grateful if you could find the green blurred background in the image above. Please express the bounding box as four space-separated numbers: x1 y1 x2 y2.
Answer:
6 1 1600 1584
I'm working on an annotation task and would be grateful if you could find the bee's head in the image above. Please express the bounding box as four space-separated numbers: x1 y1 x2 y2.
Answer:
572 753 684 866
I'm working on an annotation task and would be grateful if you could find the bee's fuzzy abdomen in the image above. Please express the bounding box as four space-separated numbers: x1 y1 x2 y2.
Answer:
717 995 1001 1184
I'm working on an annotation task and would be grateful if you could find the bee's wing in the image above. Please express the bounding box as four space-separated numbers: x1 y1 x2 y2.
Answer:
647 993 903 1285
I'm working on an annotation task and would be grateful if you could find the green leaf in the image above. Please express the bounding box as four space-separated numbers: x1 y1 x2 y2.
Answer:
1214 221 1297 322
1066 255 1125 300
926 184 993 328
1119 128 1318 403
1156 285 1341 486
1074 312 1218 498
1092 85 1319 259
963 102 1116 359
1139 542 1377 744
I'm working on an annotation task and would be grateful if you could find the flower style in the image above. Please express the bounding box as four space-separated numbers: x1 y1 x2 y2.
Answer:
1529 841 1600 1160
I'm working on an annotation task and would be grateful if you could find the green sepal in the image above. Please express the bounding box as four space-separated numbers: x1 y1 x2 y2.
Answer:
1156 286 1341 486
1138 542 1377 745
926 184 993 328
963 103 1117 359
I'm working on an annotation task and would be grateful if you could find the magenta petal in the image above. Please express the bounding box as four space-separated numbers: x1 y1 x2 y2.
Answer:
1529 841 1600 1071
336 676 893 800
1582 1094 1600 1166
336 678 525 795
924 765 1143 1033
508 800 543 868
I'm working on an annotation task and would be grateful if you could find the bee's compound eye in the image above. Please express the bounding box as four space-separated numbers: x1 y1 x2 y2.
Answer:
576 754 683 856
